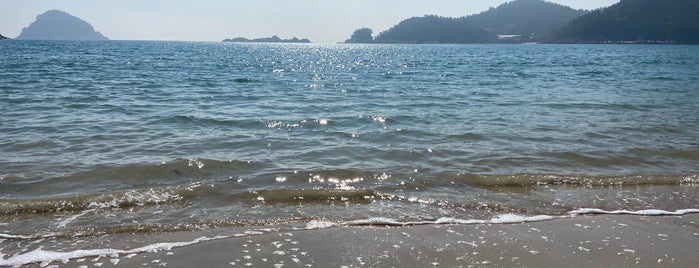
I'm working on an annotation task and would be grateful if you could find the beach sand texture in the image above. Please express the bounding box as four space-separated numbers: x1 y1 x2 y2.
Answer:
14 214 695 268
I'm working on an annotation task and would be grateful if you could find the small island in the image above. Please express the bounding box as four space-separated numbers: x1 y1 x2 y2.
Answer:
17 10 108 40
223 35 311 43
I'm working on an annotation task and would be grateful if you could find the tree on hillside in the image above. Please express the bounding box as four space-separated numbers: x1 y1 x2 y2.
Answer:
355 0 588 44
553 0 699 43
374 15 492 43
462 0 588 38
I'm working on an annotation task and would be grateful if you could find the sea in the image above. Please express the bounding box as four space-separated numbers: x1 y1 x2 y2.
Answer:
0 41 698 266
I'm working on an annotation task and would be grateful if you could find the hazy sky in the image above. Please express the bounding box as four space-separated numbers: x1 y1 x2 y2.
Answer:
2 0 620 43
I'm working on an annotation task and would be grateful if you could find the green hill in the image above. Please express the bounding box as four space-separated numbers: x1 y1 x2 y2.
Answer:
363 0 587 44
373 15 491 44
553 0 699 44
465 0 588 39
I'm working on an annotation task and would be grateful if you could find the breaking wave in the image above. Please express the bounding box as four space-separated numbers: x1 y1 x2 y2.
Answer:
455 173 699 187
0 183 201 215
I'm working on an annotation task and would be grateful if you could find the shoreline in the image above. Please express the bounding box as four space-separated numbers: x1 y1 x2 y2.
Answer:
16 213 697 268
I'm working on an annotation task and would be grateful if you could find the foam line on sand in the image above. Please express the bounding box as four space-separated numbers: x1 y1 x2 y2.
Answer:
39 214 698 268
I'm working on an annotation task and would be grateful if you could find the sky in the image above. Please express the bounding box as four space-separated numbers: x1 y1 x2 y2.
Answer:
2 0 620 43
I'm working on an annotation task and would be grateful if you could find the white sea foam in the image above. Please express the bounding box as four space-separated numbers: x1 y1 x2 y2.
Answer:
304 208 697 230
0 233 34 239
489 214 556 224
435 218 486 225
0 236 228 267
54 210 91 228
435 214 557 225
330 214 559 228
305 220 336 230
347 217 410 226
568 208 699 216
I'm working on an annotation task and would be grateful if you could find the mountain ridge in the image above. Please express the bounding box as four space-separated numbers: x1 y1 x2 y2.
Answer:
347 0 588 44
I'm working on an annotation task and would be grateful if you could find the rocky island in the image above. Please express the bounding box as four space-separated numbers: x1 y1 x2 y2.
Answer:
17 10 108 40
223 35 311 43
344 28 374 43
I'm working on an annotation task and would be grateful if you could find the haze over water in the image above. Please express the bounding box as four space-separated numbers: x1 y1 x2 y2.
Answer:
0 41 698 265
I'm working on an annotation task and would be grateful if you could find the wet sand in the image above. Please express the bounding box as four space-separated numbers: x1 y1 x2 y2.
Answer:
28 214 699 267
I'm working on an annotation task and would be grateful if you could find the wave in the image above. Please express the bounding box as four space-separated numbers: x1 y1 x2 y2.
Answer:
4 207 698 267
568 208 699 216
0 236 228 267
306 208 699 229
6 152 696 189
448 132 487 141
159 115 262 129
232 78 260 83
455 173 699 187
230 186 572 216
0 216 315 241
0 158 259 186
2 206 697 242
231 188 375 204
0 183 201 215
647 76 678 81
336 214 557 228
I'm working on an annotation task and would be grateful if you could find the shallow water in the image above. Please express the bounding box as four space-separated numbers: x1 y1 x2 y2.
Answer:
0 41 698 266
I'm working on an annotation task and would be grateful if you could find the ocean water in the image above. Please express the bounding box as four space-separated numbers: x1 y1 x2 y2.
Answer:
1 40 698 265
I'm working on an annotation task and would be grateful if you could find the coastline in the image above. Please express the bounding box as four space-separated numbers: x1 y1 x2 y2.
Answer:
15 214 697 268
1 41 698 268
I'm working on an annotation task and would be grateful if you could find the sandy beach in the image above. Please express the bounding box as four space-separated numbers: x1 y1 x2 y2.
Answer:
18 213 694 268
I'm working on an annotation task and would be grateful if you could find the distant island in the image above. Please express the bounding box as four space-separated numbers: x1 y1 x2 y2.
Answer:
552 0 699 44
345 0 587 44
223 35 311 43
17 10 108 40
